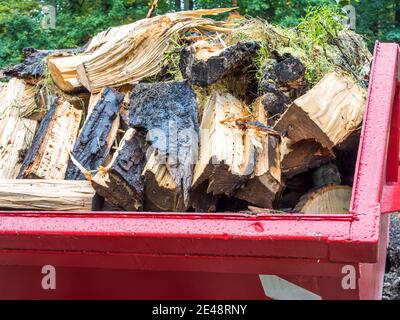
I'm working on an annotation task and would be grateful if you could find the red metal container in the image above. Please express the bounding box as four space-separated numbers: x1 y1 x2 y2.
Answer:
0 42 399 300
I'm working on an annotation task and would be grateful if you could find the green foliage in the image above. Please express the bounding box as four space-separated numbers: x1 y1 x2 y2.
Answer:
161 32 184 81
298 5 345 52
0 0 398 69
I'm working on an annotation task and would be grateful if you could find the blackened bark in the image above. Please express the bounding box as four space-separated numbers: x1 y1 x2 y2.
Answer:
66 87 123 180
180 41 260 86
17 95 59 179
129 81 199 202
109 130 147 200
93 129 148 211
3 48 79 82
261 53 306 116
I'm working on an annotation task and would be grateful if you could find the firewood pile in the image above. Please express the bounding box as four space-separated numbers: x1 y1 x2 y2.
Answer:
0 8 372 214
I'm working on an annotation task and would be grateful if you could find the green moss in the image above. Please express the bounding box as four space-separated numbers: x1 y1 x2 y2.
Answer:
161 32 184 82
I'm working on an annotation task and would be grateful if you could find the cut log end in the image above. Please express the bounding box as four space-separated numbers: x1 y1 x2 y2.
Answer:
48 55 90 93
275 72 366 149
295 185 352 214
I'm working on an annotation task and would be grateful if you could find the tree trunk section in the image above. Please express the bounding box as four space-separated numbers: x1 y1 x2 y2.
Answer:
191 91 281 208
0 117 38 179
234 99 281 208
295 185 352 214
274 72 366 149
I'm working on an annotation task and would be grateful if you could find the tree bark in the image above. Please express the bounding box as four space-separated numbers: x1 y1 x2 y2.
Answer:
180 41 260 86
129 81 199 204
4 48 78 84
91 129 147 211
66 87 123 180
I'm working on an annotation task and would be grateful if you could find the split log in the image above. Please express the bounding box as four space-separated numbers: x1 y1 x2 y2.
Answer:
0 78 53 121
295 185 352 214
81 91 102 126
180 41 260 86
234 100 281 208
117 84 133 129
129 81 199 204
48 54 91 93
0 180 95 212
91 129 147 211
18 98 83 180
281 139 335 178
75 9 233 92
4 48 78 83
66 87 123 180
143 149 186 212
191 91 281 208
191 91 252 196
274 72 366 149
0 117 38 179
234 134 281 208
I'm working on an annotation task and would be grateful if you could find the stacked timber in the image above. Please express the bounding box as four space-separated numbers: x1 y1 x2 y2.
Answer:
0 9 371 214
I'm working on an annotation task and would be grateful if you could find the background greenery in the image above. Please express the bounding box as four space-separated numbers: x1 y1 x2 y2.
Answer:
0 0 399 68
